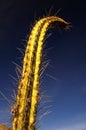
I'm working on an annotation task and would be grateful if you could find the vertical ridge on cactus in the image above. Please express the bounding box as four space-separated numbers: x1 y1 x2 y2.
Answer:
12 16 70 130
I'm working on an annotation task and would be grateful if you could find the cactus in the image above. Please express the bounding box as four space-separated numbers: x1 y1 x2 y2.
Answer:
11 16 70 130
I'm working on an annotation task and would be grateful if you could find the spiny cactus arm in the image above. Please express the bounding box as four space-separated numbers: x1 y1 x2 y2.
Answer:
12 16 70 130
29 16 69 130
12 18 47 130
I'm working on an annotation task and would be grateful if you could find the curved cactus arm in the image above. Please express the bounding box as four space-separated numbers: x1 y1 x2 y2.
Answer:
29 16 69 130
12 16 70 130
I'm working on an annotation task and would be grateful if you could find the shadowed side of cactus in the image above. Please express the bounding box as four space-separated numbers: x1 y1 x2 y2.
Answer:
12 16 70 130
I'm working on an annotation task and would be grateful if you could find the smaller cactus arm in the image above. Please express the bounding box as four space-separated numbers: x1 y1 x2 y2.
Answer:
29 16 69 129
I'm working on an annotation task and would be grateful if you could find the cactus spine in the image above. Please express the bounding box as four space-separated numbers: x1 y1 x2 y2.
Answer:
12 16 69 130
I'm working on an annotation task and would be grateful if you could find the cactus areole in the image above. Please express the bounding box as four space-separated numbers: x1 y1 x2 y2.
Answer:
12 16 70 130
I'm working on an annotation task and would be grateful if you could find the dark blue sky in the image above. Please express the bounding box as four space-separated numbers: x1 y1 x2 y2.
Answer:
0 0 86 130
